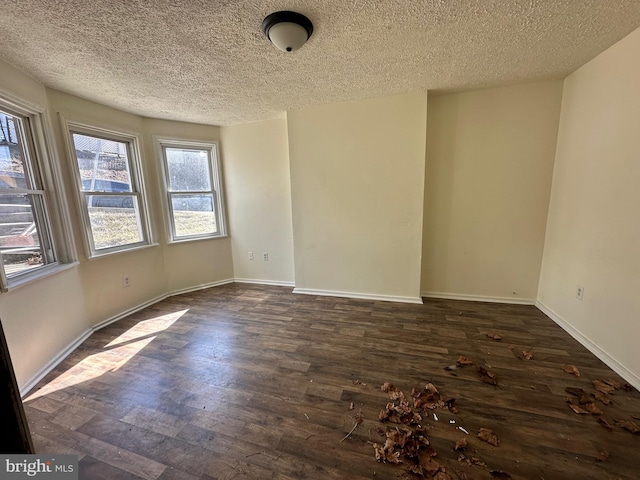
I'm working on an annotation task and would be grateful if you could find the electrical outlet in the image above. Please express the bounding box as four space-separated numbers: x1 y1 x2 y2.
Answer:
248 251 254 260
122 275 130 288
576 285 584 300
263 252 269 261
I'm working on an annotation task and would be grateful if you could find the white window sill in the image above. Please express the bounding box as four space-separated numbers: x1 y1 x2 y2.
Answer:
86 242 160 260
167 234 228 246
4 261 80 293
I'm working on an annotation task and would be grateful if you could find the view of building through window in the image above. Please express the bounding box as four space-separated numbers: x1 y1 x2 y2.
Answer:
70 132 146 252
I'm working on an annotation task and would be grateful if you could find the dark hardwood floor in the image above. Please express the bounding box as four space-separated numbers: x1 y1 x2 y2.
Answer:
22 284 640 479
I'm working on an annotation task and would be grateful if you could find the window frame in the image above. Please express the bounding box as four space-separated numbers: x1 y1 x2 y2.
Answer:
63 119 154 258
156 137 227 243
0 90 76 292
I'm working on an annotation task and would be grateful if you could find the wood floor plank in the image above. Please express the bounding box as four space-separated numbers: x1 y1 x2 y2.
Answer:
22 284 640 479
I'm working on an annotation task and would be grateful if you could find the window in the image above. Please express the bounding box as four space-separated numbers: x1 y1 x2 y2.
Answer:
66 123 151 256
157 139 226 242
0 107 58 291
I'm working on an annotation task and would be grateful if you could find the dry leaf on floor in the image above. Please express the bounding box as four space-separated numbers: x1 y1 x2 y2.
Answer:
454 438 467 451
477 428 499 446
477 367 498 385
444 365 459 371
602 378 623 389
470 457 487 467
565 387 593 405
490 471 513 478
585 403 603 415
597 451 609 462
412 383 443 410
457 355 474 366
406 463 425 477
569 403 589 415
381 382 395 393
614 419 640 434
594 391 612 405
422 458 442 476
593 380 615 395
486 333 502 341
443 397 458 414
598 417 613 430
562 364 581 376
522 350 534 360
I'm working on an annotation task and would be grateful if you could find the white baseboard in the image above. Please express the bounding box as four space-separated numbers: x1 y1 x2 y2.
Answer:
536 300 640 391
170 278 235 297
19 278 235 397
234 278 295 287
421 291 535 305
19 328 93 397
293 287 423 305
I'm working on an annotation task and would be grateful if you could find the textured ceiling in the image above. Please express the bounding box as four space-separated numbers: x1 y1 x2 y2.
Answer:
1 1 639 125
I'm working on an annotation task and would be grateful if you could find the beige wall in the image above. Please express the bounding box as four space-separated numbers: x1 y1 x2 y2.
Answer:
538 27 640 386
46 90 169 324
143 118 234 292
0 63 90 388
221 118 294 284
422 82 563 302
0 65 236 389
287 94 427 301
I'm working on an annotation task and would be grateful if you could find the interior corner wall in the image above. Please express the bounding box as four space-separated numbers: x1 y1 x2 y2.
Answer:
221 118 294 285
142 118 234 292
421 81 563 303
537 27 640 387
287 93 427 302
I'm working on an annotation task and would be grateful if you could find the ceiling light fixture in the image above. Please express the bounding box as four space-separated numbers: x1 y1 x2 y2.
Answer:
262 11 313 53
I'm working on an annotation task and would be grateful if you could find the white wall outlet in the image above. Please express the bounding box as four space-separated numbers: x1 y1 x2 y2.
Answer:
122 275 130 288
263 252 269 261
576 285 584 300
248 251 254 260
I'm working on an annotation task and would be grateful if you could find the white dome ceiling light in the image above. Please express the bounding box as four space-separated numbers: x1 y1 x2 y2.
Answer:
262 11 313 53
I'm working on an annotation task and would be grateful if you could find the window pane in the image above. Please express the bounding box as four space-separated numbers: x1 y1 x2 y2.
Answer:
0 111 32 189
0 193 48 276
71 133 132 192
86 195 143 249
165 148 211 192
171 194 216 237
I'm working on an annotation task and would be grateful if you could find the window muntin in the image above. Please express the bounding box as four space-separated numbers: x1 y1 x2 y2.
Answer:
159 142 225 241
68 126 150 255
0 109 57 287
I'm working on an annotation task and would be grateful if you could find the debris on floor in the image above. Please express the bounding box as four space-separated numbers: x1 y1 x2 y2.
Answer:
614 419 640 434
369 382 503 478
477 428 500 447
477 366 498 385
562 364 581 376
456 356 474 366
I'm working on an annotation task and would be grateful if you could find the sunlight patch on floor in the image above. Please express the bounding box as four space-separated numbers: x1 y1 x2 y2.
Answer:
24 309 188 401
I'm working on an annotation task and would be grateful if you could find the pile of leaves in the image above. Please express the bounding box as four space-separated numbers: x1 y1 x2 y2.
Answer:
374 382 457 478
564 376 640 435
